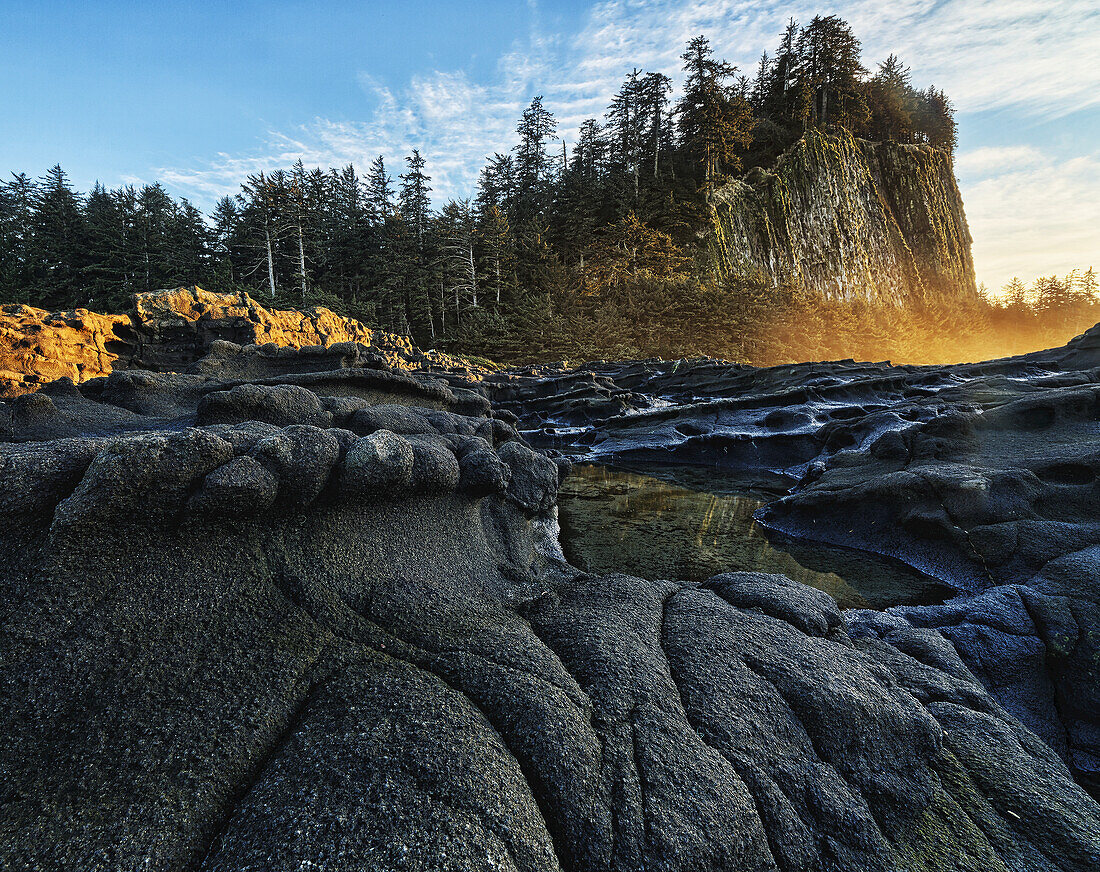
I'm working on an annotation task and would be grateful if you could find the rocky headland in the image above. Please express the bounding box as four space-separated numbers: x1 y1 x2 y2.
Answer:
708 130 976 300
1 292 1099 870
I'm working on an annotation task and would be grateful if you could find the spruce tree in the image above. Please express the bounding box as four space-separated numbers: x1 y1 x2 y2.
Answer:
676 36 754 192
513 96 557 220
365 155 395 221
0 173 38 300
82 182 128 308
31 165 86 308
398 150 435 340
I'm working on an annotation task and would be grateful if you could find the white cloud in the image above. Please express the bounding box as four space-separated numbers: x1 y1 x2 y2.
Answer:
959 149 1100 289
954 146 1045 177
158 0 1099 286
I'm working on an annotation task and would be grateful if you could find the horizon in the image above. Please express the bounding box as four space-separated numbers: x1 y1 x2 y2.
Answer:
3 0 1099 291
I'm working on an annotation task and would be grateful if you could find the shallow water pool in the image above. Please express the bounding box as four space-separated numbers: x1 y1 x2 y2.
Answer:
557 463 953 610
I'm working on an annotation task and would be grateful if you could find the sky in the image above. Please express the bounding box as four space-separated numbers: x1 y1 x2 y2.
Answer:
2 0 1098 291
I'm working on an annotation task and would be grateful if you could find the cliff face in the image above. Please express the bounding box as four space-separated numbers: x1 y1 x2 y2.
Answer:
0 287 427 397
709 130 976 301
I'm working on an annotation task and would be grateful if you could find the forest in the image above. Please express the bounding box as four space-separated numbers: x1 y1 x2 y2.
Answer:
0 15 1093 366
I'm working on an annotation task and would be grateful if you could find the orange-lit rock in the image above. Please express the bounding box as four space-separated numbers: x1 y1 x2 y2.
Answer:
129 286 418 371
0 303 135 396
0 287 431 396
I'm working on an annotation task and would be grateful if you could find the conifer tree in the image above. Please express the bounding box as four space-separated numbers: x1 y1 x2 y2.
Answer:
238 171 284 299
676 36 754 192
31 165 86 307
513 96 558 219
868 55 914 142
365 155 394 221
0 173 38 299
398 150 435 338
794 15 867 130
82 182 128 307
211 196 240 287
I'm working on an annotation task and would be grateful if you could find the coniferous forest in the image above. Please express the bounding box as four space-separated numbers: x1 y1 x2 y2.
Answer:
1 17 1095 365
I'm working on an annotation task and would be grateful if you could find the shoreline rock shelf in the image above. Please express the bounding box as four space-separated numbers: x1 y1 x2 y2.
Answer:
490 324 1100 805
1 314 1099 868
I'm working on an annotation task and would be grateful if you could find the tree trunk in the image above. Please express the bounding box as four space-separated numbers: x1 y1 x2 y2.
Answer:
296 219 308 301
264 224 276 300
469 243 478 307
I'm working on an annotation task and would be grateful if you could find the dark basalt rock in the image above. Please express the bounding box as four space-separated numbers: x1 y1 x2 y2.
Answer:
489 325 1100 801
1 334 1099 870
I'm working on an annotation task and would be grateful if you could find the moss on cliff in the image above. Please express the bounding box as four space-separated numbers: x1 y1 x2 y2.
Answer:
708 130 976 302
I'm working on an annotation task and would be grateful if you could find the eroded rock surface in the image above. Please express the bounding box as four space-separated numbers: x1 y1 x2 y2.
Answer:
1 334 1099 870
488 325 1100 800
0 302 135 395
0 286 487 397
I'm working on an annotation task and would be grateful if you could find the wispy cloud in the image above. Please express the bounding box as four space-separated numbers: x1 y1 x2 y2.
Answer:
958 148 1100 289
162 1 1099 203
954 146 1045 177
157 0 1099 285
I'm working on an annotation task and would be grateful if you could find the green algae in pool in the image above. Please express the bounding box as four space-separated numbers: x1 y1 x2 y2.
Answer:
557 463 953 609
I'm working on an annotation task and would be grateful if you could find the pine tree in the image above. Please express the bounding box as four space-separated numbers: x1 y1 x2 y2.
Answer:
211 196 240 287
287 160 314 300
794 16 867 131
607 69 647 201
513 96 558 220
31 165 86 307
437 199 478 319
365 155 394 221
398 150 435 339
1081 267 1098 301
238 171 285 299
0 173 38 300
868 55 914 142
476 153 517 217
676 36 755 192
399 150 432 245
914 87 957 153
476 203 514 306
640 72 674 181
165 198 213 288
82 183 128 307
1002 277 1029 308
135 183 177 291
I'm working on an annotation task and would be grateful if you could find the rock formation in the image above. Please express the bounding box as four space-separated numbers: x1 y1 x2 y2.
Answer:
2 331 1099 870
0 303 134 396
0 286 452 397
709 130 976 300
491 326 1100 802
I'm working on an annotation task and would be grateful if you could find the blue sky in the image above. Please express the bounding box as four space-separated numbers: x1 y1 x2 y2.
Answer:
3 0 1098 290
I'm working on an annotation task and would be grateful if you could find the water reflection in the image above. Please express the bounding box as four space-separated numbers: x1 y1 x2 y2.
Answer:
557 463 952 609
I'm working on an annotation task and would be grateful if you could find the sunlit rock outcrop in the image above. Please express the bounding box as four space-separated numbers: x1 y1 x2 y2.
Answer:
0 303 135 396
0 287 447 397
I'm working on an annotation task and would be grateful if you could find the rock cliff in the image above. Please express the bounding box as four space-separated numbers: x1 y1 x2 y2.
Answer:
709 130 976 300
